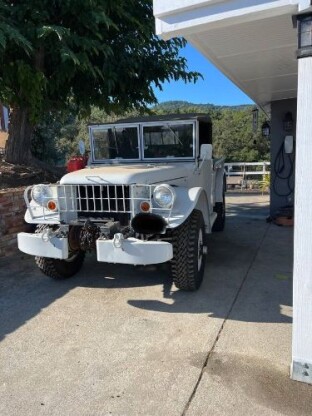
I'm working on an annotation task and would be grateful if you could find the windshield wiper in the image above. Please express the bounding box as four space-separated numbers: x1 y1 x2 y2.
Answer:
164 124 183 146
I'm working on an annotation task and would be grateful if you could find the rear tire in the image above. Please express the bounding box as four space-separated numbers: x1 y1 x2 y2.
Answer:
212 193 225 232
170 210 206 291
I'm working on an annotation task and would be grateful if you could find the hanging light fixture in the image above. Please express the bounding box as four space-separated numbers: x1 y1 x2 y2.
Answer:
252 107 259 133
261 121 271 138
283 112 293 132
297 13 312 58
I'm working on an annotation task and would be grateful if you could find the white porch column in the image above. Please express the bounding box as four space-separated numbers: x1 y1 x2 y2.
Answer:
291 55 312 384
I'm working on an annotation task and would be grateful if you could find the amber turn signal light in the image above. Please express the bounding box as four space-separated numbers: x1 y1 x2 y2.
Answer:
140 201 151 213
47 200 57 211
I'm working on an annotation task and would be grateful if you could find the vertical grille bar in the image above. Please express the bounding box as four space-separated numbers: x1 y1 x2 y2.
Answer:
85 185 89 211
115 185 118 212
64 186 68 212
130 185 135 217
100 185 103 212
70 185 75 211
107 185 110 211
92 185 95 212
77 185 82 211
122 185 126 212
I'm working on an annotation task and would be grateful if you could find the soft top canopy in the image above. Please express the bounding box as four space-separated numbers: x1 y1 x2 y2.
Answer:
89 113 212 126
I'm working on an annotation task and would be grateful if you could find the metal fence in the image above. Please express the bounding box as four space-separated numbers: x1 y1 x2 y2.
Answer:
225 162 270 190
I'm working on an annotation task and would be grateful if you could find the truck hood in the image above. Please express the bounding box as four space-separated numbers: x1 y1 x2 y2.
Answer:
60 163 192 185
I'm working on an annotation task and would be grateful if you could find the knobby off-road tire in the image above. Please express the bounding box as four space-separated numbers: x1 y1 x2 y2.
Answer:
34 225 85 280
170 209 206 291
212 192 226 232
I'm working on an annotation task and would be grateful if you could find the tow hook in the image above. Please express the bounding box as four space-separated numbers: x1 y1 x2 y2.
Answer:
41 228 57 242
113 233 124 249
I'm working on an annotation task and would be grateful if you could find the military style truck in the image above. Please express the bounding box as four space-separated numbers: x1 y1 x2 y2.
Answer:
18 114 225 291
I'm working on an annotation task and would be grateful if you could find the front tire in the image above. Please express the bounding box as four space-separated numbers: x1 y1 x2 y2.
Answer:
170 210 206 291
34 225 85 280
35 251 85 280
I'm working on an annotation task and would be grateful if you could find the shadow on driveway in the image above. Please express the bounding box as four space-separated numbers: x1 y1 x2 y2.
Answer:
0 203 293 343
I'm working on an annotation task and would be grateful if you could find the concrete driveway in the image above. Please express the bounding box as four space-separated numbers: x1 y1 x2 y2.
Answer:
0 193 311 416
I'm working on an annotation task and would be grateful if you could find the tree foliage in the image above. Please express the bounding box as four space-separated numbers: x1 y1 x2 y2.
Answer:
154 101 269 162
0 0 201 164
213 108 269 162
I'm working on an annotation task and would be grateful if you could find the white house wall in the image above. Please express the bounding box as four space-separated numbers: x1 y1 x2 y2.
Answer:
291 55 312 384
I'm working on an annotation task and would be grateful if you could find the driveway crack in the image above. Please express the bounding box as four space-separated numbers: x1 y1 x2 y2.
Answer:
181 223 271 416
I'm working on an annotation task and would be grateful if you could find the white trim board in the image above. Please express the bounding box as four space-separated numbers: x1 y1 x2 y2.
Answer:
155 1 299 38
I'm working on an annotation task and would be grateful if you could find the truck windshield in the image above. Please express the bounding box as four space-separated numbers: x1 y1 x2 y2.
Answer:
92 126 139 160
143 123 194 159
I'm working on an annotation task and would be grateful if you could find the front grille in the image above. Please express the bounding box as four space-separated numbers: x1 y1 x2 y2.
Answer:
24 184 173 223
76 185 131 214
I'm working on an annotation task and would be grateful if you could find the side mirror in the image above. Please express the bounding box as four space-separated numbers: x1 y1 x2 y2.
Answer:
200 144 212 160
78 140 86 156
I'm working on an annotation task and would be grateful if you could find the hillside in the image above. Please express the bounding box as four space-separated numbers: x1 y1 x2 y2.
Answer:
153 100 252 113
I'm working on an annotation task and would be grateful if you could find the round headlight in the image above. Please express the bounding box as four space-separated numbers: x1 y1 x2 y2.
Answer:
153 185 175 208
31 184 53 207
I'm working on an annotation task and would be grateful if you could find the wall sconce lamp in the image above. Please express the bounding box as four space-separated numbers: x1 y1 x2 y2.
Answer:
283 112 293 132
261 121 271 138
297 13 312 58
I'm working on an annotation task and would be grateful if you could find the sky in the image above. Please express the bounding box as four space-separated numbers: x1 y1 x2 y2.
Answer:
153 43 254 106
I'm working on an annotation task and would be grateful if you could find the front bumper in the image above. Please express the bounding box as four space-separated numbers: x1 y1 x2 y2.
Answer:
96 237 173 265
17 232 173 265
17 232 69 259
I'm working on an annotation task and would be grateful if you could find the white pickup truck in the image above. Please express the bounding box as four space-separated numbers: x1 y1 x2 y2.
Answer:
18 114 225 291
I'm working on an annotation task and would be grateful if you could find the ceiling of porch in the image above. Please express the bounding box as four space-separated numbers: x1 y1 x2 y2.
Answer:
185 12 298 108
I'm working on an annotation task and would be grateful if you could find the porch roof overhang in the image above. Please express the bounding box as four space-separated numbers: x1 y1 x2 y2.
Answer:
154 1 312 109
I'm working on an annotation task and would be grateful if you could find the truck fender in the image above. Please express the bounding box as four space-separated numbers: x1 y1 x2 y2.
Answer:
215 168 225 203
169 187 210 232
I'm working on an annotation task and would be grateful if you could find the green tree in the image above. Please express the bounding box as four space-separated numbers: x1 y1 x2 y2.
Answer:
0 0 200 165
213 108 269 162
153 102 270 162
32 106 143 164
